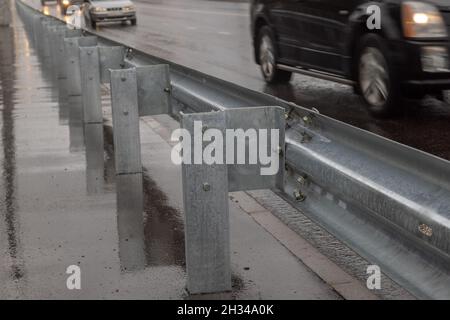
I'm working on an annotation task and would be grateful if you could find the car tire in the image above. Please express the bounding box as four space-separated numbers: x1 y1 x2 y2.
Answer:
257 26 292 84
357 34 400 117
131 18 137 26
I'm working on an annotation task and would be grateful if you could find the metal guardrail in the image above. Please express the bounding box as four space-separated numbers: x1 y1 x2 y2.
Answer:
16 1 450 298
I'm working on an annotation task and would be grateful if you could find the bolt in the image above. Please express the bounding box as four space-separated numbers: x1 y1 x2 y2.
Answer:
285 112 290 120
202 183 211 192
202 126 208 134
297 174 308 185
123 110 129 116
164 87 171 93
121 77 127 82
293 190 306 202
303 116 310 124
87 50 92 56
88 76 93 80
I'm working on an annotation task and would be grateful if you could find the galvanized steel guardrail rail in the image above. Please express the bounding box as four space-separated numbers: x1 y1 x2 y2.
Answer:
16 0 450 299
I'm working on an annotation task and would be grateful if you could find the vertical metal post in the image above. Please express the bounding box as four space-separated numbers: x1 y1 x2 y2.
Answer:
65 37 83 97
33 16 44 55
47 23 64 79
110 68 146 271
110 69 142 175
79 46 102 124
41 19 53 61
0 0 11 27
181 112 231 294
84 123 105 194
64 36 97 97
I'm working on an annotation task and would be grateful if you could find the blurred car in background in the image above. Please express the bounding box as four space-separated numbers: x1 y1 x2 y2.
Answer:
251 0 450 117
82 0 137 28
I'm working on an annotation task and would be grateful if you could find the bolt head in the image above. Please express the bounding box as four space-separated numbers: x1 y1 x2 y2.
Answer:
123 110 129 116
202 183 211 192
293 190 306 202
297 174 307 185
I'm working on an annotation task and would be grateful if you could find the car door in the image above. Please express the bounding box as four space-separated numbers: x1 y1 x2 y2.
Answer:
296 0 358 75
268 0 307 65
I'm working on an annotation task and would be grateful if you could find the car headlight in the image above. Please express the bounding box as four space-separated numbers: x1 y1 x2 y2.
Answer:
402 1 448 38
123 5 135 11
62 0 70 6
93 6 107 12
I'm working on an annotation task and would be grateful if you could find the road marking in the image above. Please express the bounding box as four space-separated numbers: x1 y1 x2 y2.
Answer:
218 31 231 36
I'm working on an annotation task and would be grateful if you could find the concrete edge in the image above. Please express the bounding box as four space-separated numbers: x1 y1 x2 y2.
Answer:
229 191 379 300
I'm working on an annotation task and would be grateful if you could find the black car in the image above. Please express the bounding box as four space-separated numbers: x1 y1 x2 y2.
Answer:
251 0 450 116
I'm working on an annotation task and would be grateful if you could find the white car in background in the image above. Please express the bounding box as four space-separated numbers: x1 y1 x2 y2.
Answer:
82 0 137 28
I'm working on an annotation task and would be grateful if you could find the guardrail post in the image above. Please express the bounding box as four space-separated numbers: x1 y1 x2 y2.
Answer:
84 123 105 194
110 69 142 175
64 36 97 97
46 23 65 78
0 0 12 26
110 68 146 271
79 47 102 124
181 112 231 294
181 106 285 294
98 46 126 84
107 65 171 269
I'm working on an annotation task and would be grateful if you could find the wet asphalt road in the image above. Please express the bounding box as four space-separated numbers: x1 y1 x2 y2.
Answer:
34 0 450 161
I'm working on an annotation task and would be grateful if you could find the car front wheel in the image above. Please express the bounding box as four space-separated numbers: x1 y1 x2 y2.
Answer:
257 26 292 84
357 34 399 117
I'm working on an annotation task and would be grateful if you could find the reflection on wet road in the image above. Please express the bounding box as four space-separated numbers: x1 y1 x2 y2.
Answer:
0 5 187 298
34 0 450 160
0 23 26 286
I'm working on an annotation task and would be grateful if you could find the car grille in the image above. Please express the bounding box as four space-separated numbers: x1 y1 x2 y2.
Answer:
107 7 122 11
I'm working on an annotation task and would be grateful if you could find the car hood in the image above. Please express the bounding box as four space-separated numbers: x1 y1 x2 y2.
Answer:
90 0 134 8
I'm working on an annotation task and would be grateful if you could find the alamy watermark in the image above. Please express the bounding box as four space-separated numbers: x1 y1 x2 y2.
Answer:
366 265 381 290
66 265 81 290
171 121 281 176
366 5 381 30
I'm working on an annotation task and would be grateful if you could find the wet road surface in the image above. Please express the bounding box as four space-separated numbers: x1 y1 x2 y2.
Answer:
0 6 345 299
33 0 450 161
